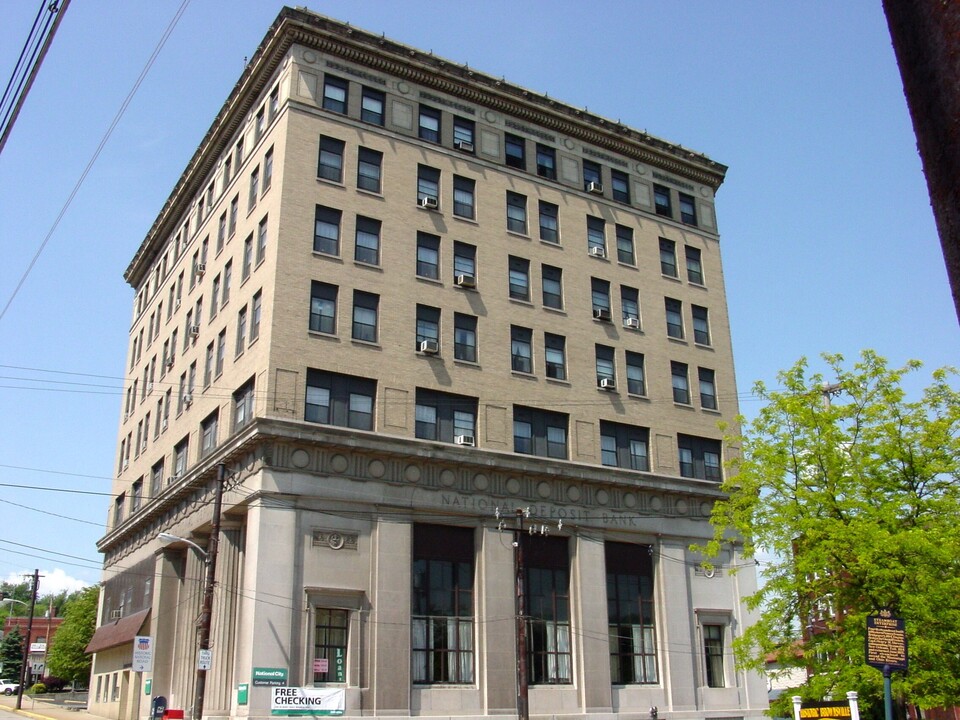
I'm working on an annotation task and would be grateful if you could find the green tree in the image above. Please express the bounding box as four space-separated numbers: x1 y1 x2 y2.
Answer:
0 626 23 681
46 586 98 686
705 351 960 710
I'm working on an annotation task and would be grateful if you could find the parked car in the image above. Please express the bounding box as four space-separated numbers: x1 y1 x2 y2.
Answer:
0 679 20 695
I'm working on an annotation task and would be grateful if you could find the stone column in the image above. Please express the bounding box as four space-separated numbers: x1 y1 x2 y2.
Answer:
478 524 516 715
205 522 245 717
574 535 612 712
369 520 411 714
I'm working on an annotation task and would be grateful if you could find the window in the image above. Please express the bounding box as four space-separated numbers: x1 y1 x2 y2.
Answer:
596 345 615 387
322 75 348 114
504 133 525 169
665 298 684 339
583 160 602 192
544 333 566 380
233 378 255 431
257 216 268 265
357 147 382 193
587 216 605 254
621 286 640 327
355 216 381 265
600 422 649 471
313 608 349 683
685 245 704 285
263 146 273 192
236 305 248 355
539 201 559 243
523 535 571 683
679 192 697 225
415 389 478 443
223 156 232 191
177 373 186 415
703 625 725 687
453 117 475 150
204 342 214 388
228 195 238 237
248 165 260 212
305 369 376 430
255 107 265 142
692 305 711 345
508 256 530 301
250 291 262 343
591 277 611 317
416 305 440 351
210 275 220 319
453 242 476 282
626 351 646 396
412 524 475 683
699 367 717 410
310 282 337 334
352 291 379 342
611 169 630 203
510 326 532 374
217 212 226 253
659 238 678 277
318 136 345 182
506 191 527 234
419 105 441 143
653 184 672 218
615 224 635 264
541 265 562 309
416 232 440 279
453 176 475 219
513 406 568 459
150 460 164 496
417 164 440 206
679 434 722 482
606 542 657 683
361 86 385 125
242 234 253 280
114 493 125 526
671 362 690 404
536 144 556 179
200 410 219 458
174 436 189 478
314 206 342 255
215 329 226 377
268 86 279 122
454 313 477 362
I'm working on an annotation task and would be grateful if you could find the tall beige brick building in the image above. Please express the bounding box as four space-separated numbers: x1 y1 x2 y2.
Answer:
90 7 766 720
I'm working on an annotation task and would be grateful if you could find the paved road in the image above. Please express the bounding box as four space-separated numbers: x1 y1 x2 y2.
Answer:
0 693 103 720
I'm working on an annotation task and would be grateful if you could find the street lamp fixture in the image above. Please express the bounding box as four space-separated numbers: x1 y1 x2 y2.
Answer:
157 533 208 560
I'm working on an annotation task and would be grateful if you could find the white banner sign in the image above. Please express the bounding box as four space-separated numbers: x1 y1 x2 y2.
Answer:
271 687 345 716
132 636 153 672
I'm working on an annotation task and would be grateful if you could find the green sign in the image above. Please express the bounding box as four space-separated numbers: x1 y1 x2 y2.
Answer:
253 667 289 687
333 648 345 684
144 679 152 695
237 683 249 705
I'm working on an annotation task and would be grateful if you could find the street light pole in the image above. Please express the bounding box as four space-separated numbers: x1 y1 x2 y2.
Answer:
193 463 225 720
16 570 39 710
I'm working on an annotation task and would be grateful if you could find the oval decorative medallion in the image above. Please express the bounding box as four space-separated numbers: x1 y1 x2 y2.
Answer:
404 464 421 483
440 469 456 487
537 481 552 499
368 460 386 479
506 477 521 495
595 489 609 506
623 492 637 508
302 50 317 64
649 496 663 512
396 81 410 95
291 449 310 469
473 473 489 491
330 454 349 473
566 485 581 503
676 499 688 515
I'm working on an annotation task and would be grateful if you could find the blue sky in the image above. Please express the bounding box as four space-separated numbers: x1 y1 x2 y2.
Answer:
0 1 955 592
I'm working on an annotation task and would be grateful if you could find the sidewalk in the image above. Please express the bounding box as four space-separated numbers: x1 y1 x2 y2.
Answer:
0 693 105 720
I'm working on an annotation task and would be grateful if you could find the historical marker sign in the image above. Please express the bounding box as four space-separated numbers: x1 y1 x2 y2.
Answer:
866 610 907 671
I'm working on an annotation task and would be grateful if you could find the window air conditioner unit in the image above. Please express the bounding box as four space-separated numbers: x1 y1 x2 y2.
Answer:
110 609 123 620
419 196 439 210
184 393 194 407
589 246 606 258
624 317 641 329
454 139 474 153
161 418 168 430
165 358 174 369
599 377 617 390
455 274 476 289
418 339 440 355
175 299 182 310
454 434 475 446
189 325 200 337
587 181 604 195
196 263 206 276
594 308 612 322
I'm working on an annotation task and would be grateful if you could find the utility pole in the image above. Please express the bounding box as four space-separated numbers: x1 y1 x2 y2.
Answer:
16 569 39 710
193 463 226 720
820 381 842 409
513 508 529 720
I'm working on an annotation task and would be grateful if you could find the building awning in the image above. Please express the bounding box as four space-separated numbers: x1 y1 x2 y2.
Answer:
85 608 151 654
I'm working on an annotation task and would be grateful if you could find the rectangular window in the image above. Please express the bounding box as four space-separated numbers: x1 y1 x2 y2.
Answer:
544 333 566 380
200 410 219 458
685 245 704 285
591 277 611 317
703 625 724 687
250 290 262 343
583 159 602 193
305 369 376 430
504 133 525 170
659 238 677 277
357 147 382 193
606 542 658 684
699 367 717 410
621 286 640 328
536 144 556 179
454 313 477 362
414 390 478 444
248 166 260 212
671 362 690 405
242 234 253 281
412 524 475 683
692 305 711 345
174 436 189 477
203 342 214 388
615 224 635 265
254 107 265 143
679 192 697 225
679 434 722 482
541 265 563 309
419 105 441 143
510 325 532 374
313 608 349 683
314 206 342 255
233 378 255 430
506 191 527 234
352 291 379 343
269 86 279 122
310 282 337 334
523 535 571 683
263 146 273 192
257 216 268 264
417 164 440 206
665 297 684 339
229 195 238 237
318 136 345 182
654 184 672 218
210 275 220 320
453 117 475 151
151 460 164 496
596 344 615 387
611 169 630 203
215 329 226 377
361 86 385 125
355 216 381 265
416 232 440 279
587 216 606 254
236 305 248 356
513 405 568 459
539 201 559 243
322 75 348 114
217 212 226 253
626 351 646 396
600 422 649 472
223 156 232 192
508 256 530 301
453 242 476 282
453 176 475 219
416 305 441 351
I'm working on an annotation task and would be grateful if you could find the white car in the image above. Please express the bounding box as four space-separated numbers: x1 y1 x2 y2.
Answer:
0 679 19 695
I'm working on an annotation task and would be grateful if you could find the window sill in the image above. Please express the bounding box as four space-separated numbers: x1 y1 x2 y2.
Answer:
543 306 566 315
353 260 382 272
416 275 443 286
506 229 530 240
617 260 638 270
667 336 688 345
308 330 340 341
694 342 714 351
312 251 343 262
351 338 381 349
545 377 570 387
673 402 695 410
539 238 561 247
627 392 650 401
356 187 384 199
453 214 478 225
701 407 721 415
511 370 537 380
316 177 346 189
509 297 534 307
661 273 683 283
453 358 481 369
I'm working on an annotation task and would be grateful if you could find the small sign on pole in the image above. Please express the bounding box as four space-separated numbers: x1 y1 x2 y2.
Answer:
197 648 212 671
865 610 908 671
133 636 154 672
